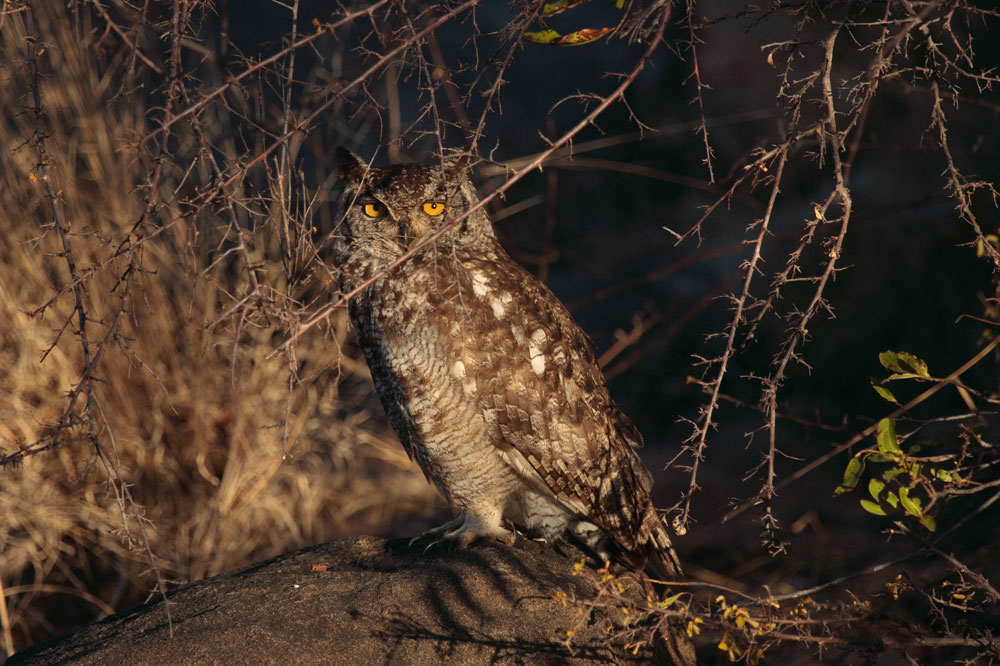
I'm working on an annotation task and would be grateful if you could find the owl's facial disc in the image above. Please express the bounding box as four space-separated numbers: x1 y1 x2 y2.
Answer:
404 201 449 248
351 194 438 251
341 161 472 256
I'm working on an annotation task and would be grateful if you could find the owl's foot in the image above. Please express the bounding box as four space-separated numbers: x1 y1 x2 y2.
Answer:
411 512 516 551
409 515 464 547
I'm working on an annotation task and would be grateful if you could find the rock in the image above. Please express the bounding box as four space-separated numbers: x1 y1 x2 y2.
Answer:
8 536 657 665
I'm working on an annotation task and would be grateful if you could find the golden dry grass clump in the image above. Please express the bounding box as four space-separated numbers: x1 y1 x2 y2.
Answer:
0 6 435 653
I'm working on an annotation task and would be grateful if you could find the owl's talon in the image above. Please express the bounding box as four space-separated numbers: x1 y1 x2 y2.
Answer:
410 515 465 548
419 535 447 553
410 513 515 551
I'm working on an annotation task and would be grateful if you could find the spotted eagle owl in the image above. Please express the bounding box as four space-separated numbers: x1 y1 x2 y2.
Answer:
332 147 689 604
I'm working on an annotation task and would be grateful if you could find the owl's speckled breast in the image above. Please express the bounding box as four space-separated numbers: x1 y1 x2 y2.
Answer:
350 254 531 511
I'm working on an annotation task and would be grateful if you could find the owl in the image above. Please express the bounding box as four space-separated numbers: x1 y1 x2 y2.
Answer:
331 149 691 659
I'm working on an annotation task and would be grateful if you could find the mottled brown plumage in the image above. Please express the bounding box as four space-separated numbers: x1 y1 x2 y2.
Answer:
331 149 693 663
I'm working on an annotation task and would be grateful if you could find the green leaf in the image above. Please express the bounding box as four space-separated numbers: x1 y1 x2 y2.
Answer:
920 514 937 531
559 27 614 44
931 468 950 482
835 456 864 495
885 372 923 382
540 0 628 14
879 351 907 374
658 592 683 608
898 352 930 378
932 468 953 482
542 0 591 16
868 478 886 501
524 29 562 44
879 351 930 379
884 490 899 510
877 419 902 457
524 26 614 45
860 499 887 516
872 382 899 404
898 487 922 517
883 467 904 483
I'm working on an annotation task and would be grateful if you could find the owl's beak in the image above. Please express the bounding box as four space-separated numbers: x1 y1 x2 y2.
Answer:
405 217 433 249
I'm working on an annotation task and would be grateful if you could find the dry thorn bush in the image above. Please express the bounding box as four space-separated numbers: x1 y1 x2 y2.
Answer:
1 1 436 651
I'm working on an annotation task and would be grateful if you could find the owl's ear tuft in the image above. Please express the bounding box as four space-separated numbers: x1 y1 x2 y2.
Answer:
336 147 367 187
442 151 471 180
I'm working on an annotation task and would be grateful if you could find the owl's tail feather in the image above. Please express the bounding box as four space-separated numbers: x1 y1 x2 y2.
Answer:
657 626 698 666
643 510 683 581
643 511 697 666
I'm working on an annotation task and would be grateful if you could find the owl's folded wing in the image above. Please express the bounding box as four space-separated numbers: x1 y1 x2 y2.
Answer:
451 251 655 553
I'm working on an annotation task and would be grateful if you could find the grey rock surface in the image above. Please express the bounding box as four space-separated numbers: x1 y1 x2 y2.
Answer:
8 536 659 665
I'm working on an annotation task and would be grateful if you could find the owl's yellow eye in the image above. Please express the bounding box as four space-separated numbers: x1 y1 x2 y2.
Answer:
363 202 385 218
422 201 446 216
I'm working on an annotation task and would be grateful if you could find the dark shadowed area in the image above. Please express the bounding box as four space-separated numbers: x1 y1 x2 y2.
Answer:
8 537 655 666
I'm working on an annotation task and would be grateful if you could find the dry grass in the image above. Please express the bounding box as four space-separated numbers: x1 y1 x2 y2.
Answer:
0 5 435 652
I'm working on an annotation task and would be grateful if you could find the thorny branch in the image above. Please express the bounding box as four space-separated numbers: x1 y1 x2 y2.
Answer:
676 0 1000 539
20 0 174 633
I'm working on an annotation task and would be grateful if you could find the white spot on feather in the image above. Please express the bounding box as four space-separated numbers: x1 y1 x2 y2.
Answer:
471 270 491 297
453 359 477 395
528 329 547 376
531 355 546 376
563 378 575 402
490 299 505 318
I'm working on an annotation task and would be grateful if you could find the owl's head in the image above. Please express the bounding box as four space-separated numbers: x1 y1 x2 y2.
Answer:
332 148 493 266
